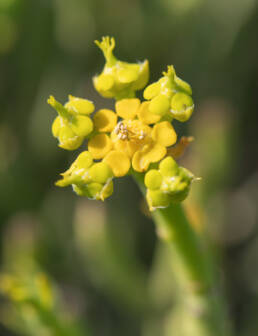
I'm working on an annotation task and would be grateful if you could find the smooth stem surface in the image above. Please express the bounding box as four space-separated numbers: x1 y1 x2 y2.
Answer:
133 172 232 336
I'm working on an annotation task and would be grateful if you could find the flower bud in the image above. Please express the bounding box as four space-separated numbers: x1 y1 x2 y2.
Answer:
56 152 114 201
68 115 93 137
144 156 194 211
149 94 170 116
144 169 163 190
159 156 178 176
65 95 94 115
93 36 149 100
89 162 113 184
72 180 113 201
170 92 194 122
57 122 84 150
143 65 194 122
48 95 94 150
56 151 93 187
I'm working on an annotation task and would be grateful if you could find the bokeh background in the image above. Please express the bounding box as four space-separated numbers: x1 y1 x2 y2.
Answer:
0 0 258 335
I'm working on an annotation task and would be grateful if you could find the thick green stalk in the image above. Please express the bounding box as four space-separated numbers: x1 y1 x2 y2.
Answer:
133 172 232 336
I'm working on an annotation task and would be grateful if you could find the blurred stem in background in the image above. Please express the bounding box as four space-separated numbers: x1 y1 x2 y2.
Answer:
134 172 232 336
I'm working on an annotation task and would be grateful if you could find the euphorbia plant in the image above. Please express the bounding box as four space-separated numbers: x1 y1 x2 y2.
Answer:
48 36 231 336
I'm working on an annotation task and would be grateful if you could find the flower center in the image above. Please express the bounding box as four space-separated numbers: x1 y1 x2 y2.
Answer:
114 121 146 142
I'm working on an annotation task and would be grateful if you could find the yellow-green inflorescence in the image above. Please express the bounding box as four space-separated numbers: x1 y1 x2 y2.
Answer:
144 156 194 211
144 65 194 122
93 36 149 100
47 37 196 210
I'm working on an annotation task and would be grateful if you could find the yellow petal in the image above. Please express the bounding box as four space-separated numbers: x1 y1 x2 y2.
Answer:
115 98 140 120
112 135 128 151
151 121 177 147
103 150 130 177
137 101 161 125
93 109 117 133
126 140 141 157
112 137 139 158
132 143 166 172
88 134 113 159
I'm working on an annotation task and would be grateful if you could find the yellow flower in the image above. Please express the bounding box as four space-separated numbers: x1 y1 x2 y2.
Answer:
48 95 94 150
93 37 149 100
88 98 177 176
56 151 114 201
144 157 194 211
49 37 195 207
143 65 194 122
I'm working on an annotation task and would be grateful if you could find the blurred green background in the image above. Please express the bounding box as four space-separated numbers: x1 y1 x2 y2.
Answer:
0 0 258 335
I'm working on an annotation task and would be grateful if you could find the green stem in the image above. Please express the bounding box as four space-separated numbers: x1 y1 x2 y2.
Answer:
133 172 232 336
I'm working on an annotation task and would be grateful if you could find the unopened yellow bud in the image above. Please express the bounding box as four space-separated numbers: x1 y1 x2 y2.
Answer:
117 64 139 83
144 156 194 210
143 82 161 100
93 74 115 98
94 36 149 100
89 162 113 184
75 151 93 170
149 94 170 116
170 92 194 122
56 151 93 187
65 96 95 115
143 65 194 122
144 169 163 190
58 126 83 150
48 95 94 149
159 156 178 176
86 182 104 199
69 115 93 137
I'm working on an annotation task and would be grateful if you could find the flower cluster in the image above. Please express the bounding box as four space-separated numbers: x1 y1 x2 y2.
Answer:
48 37 195 210
144 157 194 211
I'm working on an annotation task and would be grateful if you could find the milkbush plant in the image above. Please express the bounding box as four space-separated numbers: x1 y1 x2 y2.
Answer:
48 36 195 211
46 37 233 336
